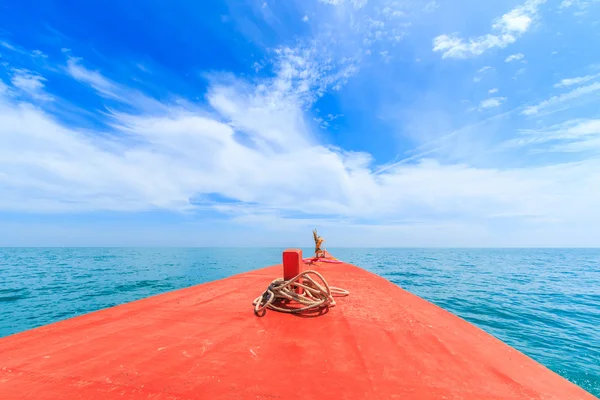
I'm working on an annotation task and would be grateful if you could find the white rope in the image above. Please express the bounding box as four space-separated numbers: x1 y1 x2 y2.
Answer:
253 270 349 315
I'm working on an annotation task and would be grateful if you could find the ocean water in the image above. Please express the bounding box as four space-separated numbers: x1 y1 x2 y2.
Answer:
0 248 598 396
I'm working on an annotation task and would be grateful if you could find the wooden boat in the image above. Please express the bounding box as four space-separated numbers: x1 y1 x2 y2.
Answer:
0 249 596 399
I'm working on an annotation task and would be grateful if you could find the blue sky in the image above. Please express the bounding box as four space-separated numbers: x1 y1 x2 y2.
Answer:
1 0 600 247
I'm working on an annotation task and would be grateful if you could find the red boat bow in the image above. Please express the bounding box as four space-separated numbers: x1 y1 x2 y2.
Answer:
0 250 595 399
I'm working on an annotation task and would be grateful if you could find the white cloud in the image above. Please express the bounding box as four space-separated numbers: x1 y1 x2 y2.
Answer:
473 66 494 82
505 53 524 62
31 49 48 58
66 57 125 100
10 69 53 101
433 0 546 59
518 119 600 141
381 7 405 17
0 51 362 215
319 0 367 8
513 67 526 78
566 119 600 136
380 50 391 63
252 62 263 72
489 88 499 94
303 15 309 22
554 73 600 88
507 119 600 153
274 0 411 72
1 60 600 246
65 56 169 112
559 0 599 12
3 82 600 230
0 40 31 56
480 97 506 109
423 1 439 12
264 45 359 106
551 137 600 152
0 41 17 51
523 82 600 115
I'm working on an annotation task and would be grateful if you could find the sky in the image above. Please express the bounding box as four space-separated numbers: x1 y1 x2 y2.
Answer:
0 0 600 247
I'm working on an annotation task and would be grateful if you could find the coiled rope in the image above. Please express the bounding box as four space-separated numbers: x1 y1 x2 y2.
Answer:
253 270 349 315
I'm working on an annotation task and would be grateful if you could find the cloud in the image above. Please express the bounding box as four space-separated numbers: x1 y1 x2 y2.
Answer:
432 0 546 59
564 119 600 136
423 1 439 12
303 15 309 22
559 0 599 13
505 53 525 62
318 0 367 8
489 88 499 94
65 56 169 113
257 45 360 109
380 50 391 63
381 8 405 18
519 119 600 141
9 69 53 101
0 51 364 215
512 67 527 80
553 73 600 88
479 97 506 109
0 41 17 51
2 54 600 237
31 49 48 59
279 0 412 65
507 119 600 153
0 40 33 57
473 66 494 82
136 63 150 73
66 57 126 101
522 82 600 115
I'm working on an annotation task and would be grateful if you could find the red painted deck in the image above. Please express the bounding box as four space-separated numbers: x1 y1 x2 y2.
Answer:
0 256 596 399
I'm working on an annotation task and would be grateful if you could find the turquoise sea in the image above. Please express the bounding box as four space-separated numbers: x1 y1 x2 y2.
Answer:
0 247 598 396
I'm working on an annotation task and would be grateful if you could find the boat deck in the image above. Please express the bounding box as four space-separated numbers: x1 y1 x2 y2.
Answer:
0 257 595 399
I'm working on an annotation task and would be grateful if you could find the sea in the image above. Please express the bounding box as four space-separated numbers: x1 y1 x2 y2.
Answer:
0 247 598 396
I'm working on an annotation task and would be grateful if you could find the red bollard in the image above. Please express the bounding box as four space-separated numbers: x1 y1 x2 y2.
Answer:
283 249 303 294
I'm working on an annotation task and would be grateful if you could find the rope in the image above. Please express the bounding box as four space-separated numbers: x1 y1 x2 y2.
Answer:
253 270 349 316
